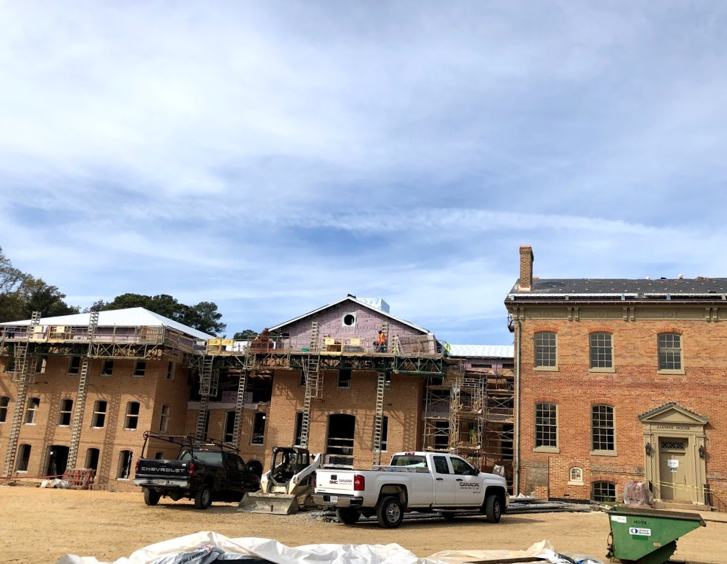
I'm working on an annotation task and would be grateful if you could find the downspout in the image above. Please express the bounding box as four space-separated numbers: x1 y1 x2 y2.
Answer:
515 317 521 495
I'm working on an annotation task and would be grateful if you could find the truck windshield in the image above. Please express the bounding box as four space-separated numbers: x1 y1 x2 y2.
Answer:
390 455 428 468
179 450 224 465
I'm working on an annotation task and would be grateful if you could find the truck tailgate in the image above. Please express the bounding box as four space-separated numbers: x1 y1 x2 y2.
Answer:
136 458 190 480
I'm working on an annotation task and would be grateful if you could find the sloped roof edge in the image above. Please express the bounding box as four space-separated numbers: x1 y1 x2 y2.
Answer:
638 402 709 424
269 296 430 334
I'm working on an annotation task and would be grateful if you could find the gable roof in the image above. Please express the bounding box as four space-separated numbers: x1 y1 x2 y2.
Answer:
638 402 709 424
0 307 212 341
448 345 514 358
269 295 430 334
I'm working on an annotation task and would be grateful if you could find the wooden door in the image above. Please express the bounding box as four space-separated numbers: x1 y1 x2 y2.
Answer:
659 438 690 502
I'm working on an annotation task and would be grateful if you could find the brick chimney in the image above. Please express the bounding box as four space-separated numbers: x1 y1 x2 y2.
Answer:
519 246 534 291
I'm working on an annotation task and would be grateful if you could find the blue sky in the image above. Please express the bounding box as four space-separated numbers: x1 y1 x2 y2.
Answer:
2 2 727 344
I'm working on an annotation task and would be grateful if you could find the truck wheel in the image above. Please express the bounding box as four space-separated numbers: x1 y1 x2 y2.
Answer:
143 488 161 506
376 496 404 528
484 494 502 523
336 508 360 525
194 484 213 510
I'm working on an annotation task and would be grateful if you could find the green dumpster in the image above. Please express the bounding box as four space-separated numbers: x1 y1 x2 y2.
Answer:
607 506 705 564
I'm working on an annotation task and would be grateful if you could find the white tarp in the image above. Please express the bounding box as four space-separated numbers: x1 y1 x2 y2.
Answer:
56 533 603 564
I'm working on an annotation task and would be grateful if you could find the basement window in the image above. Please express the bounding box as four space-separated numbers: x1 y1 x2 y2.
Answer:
337 369 352 389
124 401 140 430
342 313 356 327
117 450 133 480
251 412 266 445
592 481 616 503
58 399 73 426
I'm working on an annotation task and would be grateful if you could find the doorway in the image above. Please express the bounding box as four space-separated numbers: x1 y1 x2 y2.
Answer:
327 414 355 467
45 445 70 477
658 438 690 502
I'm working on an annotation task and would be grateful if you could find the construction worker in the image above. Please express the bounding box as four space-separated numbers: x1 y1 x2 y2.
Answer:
375 330 387 353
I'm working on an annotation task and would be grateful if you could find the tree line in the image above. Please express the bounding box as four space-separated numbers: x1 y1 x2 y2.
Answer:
0 247 257 338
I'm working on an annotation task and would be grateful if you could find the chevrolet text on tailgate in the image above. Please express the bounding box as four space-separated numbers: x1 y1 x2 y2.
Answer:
313 451 509 528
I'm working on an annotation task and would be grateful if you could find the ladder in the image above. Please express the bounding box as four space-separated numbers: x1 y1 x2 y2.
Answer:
231 371 248 448
195 356 218 440
372 371 387 465
380 322 389 353
309 321 319 351
67 310 99 469
299 353 320 449
3 311 41 476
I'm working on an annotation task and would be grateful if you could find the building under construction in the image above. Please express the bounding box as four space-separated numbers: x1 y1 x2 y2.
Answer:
0 296 514 490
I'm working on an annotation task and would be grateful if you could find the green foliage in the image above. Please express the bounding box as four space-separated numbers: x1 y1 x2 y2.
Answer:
103 293 226 336
0 247 79 322
233 329 259 340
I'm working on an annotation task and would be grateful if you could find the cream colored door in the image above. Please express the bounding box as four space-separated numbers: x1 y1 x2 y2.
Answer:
659 438 690 502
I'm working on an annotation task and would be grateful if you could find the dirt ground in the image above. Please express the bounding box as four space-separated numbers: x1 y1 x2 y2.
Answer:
2 487 726 564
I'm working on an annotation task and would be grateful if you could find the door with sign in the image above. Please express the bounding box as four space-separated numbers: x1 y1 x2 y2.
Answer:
658 438 690 502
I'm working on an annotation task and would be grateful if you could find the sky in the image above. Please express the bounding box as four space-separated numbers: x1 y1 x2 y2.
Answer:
2 2 727 344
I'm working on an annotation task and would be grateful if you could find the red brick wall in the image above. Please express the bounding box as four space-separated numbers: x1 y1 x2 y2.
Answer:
516 315 727 508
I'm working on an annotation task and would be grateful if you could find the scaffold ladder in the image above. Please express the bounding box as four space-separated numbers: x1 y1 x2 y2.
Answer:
3 311 41 476
67 311 99 469
372 371 387 465
231 370 248 448
195 356 217 440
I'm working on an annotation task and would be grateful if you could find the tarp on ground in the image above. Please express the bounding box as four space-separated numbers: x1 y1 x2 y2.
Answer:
55 532 603 564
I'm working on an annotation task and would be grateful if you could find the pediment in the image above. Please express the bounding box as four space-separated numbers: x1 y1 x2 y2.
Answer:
638 402 708 425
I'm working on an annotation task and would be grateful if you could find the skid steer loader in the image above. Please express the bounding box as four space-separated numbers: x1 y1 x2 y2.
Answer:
238 446 321 515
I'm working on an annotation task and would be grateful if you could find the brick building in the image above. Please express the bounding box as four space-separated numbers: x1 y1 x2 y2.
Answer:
506 246 727 510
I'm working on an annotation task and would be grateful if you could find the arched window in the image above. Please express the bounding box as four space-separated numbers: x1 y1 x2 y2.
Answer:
534 332 557 368
592 481 616 502
568 467 583 484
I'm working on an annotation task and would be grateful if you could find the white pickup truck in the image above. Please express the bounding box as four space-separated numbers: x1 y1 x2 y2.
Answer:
313 451 509 528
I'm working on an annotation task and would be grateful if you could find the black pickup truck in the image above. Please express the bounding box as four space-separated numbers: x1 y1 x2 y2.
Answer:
133 433 261 509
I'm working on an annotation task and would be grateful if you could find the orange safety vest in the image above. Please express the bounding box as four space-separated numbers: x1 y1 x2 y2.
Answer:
376 333 386 345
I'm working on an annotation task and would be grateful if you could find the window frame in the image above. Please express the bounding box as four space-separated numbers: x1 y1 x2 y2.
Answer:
24 397 40 425
117 450 133 480
100 360 114 376
380 415 389 452
16 444 32 472
58 398 74 427
657 333 684 374
91 400 108 428
159 404 170 433
0 396 9 424
337 369 352 389
534 402 559 453
591 404 616 456
223 411 236 444
592 480 617 503
568 467 584 485
68 356 81 375
250 412 266 446
589 332 614 372
133 361 146 377
166 361 176 381
534 331 558 371
124 401 140 430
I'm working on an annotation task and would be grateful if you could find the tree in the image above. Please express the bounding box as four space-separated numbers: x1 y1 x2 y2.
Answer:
103 293 226 336
22 279 79 318
233 329 259 340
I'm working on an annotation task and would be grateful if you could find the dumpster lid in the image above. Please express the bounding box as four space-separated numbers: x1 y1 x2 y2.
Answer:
609 506 706 524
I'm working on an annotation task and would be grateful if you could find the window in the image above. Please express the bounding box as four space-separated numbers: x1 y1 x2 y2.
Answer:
569 467 584 485
133 361 146 377
166 361 176 381
535 403 558 450
58 399 73 426
592 481 616 503
337 369 352 389
16 444 32 472
100 360 114 376
451 457 475 475
0 396 9 423
117 450 133 479
589 333 613 369
85 448 100 471
92 401 107 428
68 357 81 375
4 356 16 373
251 412 266 445
342 313 356 327
124 402 140 430
155 452 164 460
592 405 615 453
658 333 682 371
25 397 40 424
35 356 47 374
294 412 304 446
433 455 450 474
534 331 557 368
299 370 306 387
381 416 389 452
223 411 236 443
159 405 170 433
